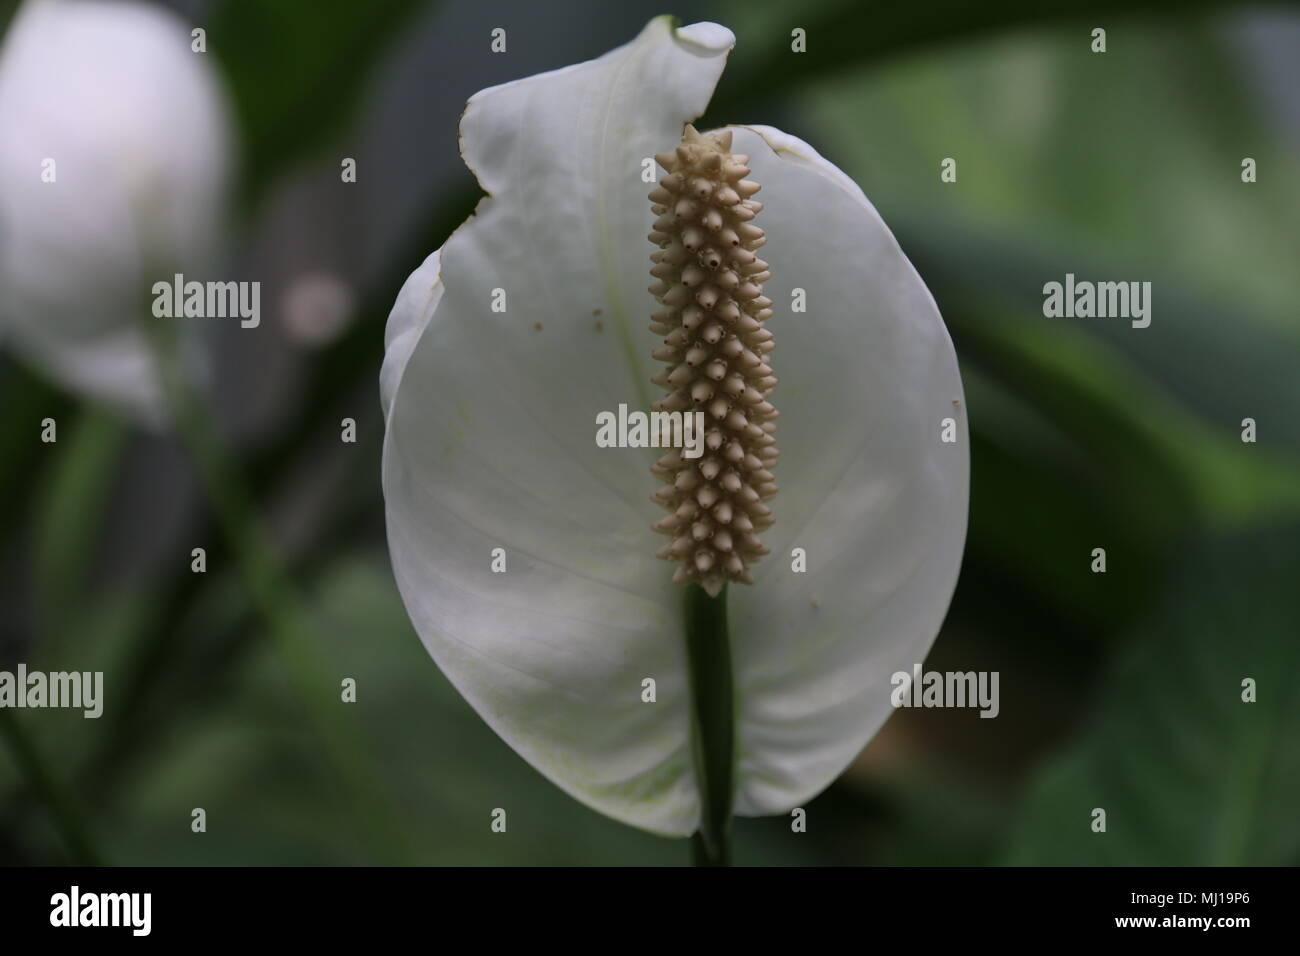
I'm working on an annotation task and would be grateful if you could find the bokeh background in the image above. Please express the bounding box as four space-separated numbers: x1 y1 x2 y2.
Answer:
1 0 1297 865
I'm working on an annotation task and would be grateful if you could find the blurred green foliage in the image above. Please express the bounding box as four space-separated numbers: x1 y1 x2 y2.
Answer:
210 0 427 205
1006 529 1300 865
1 0 1297 865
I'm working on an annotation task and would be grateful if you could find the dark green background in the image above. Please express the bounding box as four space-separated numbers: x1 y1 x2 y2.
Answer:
0 0 1296 865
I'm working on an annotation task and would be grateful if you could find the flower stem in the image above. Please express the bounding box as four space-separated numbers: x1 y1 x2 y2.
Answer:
0 709 103 865
141 317 410 862
683 582 735 866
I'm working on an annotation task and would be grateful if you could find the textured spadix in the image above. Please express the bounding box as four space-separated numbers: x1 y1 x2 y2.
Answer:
381 18 969 836
648 125 777 596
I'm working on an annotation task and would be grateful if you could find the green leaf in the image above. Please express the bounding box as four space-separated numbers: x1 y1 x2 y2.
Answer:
208 0 428 204
900 219 1300 456
956 323 1199 634
793 18 1300 450
31 409 126 656
712 0 1300 116
96 555 814 865
1003 527 1300 865
0 362 70 536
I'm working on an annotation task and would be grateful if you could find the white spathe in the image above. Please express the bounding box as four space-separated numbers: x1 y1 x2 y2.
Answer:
381 17 968 836
0 0 231 419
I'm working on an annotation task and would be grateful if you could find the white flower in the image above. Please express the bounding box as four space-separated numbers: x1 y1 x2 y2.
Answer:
381 18 968 837
0 0 231 419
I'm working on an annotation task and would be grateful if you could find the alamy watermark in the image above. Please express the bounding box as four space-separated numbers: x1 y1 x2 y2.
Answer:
0 664 102 718
596 403 705 458
151 272 260 328
50 886 150 936
1042 273 1151 328
890 663 999 718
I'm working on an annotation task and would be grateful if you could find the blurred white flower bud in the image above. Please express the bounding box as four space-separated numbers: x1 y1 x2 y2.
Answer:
0 0 233 420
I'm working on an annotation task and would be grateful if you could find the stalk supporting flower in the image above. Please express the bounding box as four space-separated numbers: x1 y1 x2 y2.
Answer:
683 582 735 866
648 125 778 597
381 17 969 841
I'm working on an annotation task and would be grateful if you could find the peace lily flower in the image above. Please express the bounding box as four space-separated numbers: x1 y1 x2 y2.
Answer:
381 18 968 850
0 0 231 419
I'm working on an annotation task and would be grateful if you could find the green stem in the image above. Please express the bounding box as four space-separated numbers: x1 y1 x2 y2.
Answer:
142 317 410 862
34 408 126 663
683 582 735 866
0 709 103 865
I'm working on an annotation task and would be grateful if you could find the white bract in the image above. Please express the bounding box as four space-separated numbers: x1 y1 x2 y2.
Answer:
0 0 231 419
381 18 968 836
